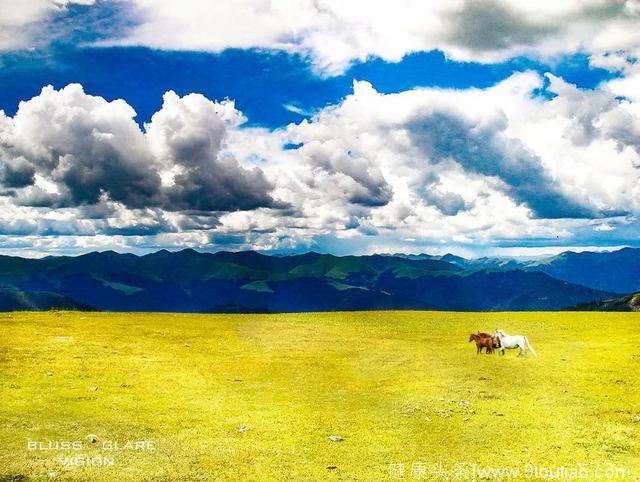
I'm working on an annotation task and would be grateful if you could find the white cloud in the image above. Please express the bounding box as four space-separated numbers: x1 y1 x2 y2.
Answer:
145 90 275 211
3 72 640 254
0 0 94 51
283 103 314 117
99 0 640 75
594 222 615 232
0 84 276 212
223 71 640 250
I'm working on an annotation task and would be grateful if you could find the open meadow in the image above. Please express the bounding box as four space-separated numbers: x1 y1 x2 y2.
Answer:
1 311 639 481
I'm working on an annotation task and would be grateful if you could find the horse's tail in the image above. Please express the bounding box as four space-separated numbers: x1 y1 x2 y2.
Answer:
525 336 537 357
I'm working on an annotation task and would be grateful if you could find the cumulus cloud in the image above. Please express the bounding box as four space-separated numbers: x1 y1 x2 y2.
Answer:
225 72 640 251
292 139 393 207
2 71 640 254
407 111 593 218
0 84 277 212
5 1 640 84
98 0 640 74
146 91 275 212
1 84 161 208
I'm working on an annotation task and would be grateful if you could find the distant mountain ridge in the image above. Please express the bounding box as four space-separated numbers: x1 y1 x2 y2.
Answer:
522 248 640 294
391 247 640 294
0 248 624 312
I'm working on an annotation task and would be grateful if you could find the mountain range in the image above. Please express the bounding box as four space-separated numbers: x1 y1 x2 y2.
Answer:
1 247 639 312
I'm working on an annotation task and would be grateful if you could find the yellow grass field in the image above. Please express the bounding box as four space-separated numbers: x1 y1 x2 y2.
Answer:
1 311 639 481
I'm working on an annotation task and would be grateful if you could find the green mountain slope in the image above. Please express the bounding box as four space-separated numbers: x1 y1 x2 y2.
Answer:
0 287 89 311
0 250 613 312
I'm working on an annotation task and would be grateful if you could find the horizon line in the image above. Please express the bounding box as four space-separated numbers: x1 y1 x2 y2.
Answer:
0 244 633 261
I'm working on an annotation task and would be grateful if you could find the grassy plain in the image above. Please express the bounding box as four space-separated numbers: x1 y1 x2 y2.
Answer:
1 311 639 481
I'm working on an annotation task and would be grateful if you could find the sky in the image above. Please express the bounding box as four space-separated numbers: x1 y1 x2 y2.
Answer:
1 0 640 258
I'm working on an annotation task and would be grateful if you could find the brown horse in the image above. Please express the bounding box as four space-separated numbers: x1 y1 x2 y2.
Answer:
469 332 496 354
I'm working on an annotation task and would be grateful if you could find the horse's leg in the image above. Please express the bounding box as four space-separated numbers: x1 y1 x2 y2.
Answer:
476 345 481 355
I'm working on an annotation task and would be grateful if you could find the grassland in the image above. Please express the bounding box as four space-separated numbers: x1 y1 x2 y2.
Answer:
1 311 639 481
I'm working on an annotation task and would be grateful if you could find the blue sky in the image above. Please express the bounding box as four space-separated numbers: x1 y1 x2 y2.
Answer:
0 46 617 129
0 1 639 257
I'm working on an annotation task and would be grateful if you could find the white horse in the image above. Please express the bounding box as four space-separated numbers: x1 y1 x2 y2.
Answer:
494 329 536 357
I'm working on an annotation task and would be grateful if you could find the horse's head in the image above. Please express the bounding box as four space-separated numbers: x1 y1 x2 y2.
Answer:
468 334 476 342
495 329 506 337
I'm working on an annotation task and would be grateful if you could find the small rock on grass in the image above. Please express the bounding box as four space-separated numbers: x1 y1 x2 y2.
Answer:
632 415 640 423
326 466 337 470
184 343 191 348
46 371 54 377
328 435 344 442
85 434 98 443
238 425 251 433
88 386 98 392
